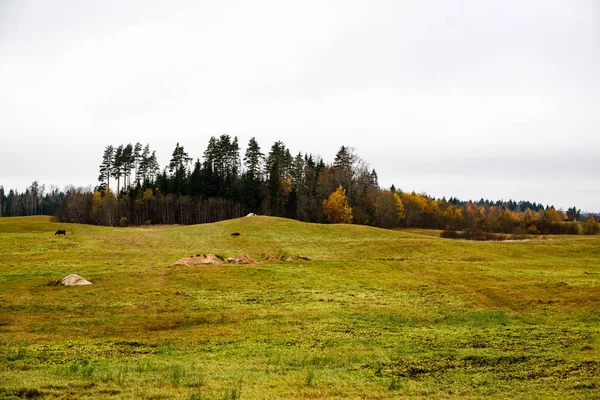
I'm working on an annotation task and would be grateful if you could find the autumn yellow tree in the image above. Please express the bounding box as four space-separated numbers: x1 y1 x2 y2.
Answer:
401 192 423 227
443 204 463 230
322 185 353 224
374 190 404 228
501 209 520 233
544 207 563 224
91 188 117 226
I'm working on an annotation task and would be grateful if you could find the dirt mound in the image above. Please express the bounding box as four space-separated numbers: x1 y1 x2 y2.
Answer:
172 253 306 266
226 254 255 264
171 254 224 266
58 274 92 286
172 253 257 266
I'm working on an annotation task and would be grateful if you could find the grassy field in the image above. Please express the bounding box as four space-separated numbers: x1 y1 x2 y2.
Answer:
0 216 599 399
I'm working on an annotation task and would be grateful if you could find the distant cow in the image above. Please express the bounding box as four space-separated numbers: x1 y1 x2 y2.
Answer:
231 232 240 236
55 230 66 235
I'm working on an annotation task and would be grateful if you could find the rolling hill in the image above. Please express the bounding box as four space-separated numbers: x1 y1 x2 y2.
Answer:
1 216 599 399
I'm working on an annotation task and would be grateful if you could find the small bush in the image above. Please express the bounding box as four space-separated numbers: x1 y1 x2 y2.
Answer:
441 228 508 241
465 228 489 241
440 228 459 239
119 217 129 227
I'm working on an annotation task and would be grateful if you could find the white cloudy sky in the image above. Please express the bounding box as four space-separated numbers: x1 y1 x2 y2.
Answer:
0 1 598 211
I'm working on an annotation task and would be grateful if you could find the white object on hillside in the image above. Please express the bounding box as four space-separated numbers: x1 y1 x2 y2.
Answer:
246 213 257 217
59 274 92 286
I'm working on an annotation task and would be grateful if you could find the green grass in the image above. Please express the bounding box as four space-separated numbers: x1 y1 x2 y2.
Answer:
0 215 599 399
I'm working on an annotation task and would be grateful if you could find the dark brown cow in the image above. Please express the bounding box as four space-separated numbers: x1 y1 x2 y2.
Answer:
55 230 66 235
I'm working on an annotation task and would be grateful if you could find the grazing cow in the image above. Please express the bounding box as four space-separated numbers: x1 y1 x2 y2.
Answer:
55 230 66 235
231 232 240 236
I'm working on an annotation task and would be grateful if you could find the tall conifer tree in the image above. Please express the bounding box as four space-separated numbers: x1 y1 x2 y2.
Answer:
98 145 114 189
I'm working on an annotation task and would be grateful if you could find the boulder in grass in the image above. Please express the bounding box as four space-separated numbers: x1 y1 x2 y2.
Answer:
59 274 92 286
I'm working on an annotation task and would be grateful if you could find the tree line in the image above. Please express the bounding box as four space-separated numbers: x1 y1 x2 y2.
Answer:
0 182 66 219
1 136 598 235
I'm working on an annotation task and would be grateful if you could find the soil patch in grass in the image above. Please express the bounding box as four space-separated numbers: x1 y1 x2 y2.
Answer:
171 254 225 266
226 254 255 264
172 253 257 265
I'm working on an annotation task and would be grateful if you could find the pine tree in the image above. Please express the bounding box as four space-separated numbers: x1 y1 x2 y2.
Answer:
297 154 319 221
223 136 241 200
98 145 114 189
169 142 192 173
121 143 134 190
202 137 220 197
214 135 229 179
240 138 264 212
286 152 305 218
137 144 151 185
370 169 378 186
566 206 581 221
266 141 291 215
332 145 356 202
221 135 240 180
189 159 203 196
243 137 263 180
147 151 160 183
137 145 160 186
28 181 43 215
111 145 124 194
333 146 352 170
133 142 143 185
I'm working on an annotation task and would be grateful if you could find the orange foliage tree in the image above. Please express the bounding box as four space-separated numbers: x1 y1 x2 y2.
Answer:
322 185 353 224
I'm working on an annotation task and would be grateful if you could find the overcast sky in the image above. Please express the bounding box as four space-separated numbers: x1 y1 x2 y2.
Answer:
1 1 598 211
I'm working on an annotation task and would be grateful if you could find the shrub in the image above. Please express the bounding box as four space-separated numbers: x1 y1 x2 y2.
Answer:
440 228 459 239
441 228 507 241
527 224 540 235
